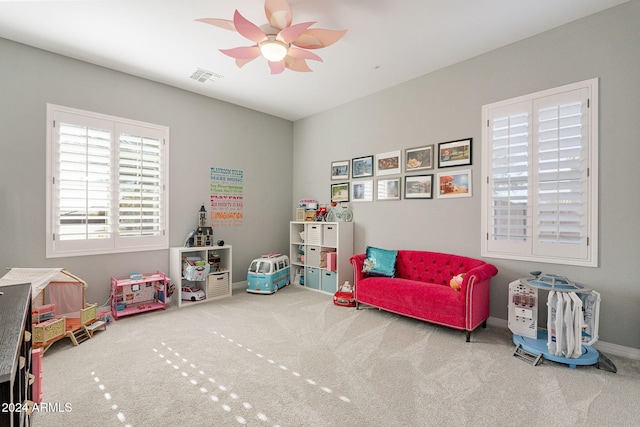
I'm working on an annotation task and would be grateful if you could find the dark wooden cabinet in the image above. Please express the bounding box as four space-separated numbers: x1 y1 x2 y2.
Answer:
0 283 33 427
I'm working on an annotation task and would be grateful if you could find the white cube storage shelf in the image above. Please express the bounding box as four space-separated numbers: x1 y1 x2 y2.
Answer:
290 221 353 295
170 245 233 308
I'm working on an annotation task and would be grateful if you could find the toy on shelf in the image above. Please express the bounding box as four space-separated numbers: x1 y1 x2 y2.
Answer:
325 202 353 222
182 256 210 280
297 199 319 222
313 205 328 221
181 285 206 302
195 204 214 247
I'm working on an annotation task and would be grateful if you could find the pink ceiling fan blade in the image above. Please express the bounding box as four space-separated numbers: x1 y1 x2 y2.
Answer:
265 0 292 30
268 60 286 74
194 18 236 32
293 28 347 49
277 21 316 44
236 57 258 68
220 46 261 60
287 47 323 62
285 57 313 72
233 10 267 43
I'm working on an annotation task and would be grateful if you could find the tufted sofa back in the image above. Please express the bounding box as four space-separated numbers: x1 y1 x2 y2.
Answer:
394 250 485 286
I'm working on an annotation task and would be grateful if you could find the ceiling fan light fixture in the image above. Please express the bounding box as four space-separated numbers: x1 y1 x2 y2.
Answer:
259 35 288 62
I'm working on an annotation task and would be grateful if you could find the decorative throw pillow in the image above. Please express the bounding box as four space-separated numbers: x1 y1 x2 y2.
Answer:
362 246 398 277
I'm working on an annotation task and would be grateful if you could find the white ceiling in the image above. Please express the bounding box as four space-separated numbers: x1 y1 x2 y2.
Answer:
0 0 628 121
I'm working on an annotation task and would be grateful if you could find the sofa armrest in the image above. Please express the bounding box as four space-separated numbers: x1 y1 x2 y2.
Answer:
350 254 367 286
461 262 497 331
460 263 498 294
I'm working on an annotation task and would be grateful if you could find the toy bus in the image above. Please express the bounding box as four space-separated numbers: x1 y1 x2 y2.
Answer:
246 253 290 294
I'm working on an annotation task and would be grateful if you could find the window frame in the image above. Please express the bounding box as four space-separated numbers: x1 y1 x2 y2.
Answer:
46 104 170 258
480 79 598 267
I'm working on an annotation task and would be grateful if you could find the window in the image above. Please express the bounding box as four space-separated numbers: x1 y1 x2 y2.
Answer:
258 262 272 274
46 104 169 258
481 79 598 267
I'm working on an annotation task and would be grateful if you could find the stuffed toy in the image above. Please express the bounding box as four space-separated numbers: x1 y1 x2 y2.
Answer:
449 273 465 291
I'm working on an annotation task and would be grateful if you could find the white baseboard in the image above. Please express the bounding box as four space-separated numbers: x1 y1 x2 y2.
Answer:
486 316 640 361
593 341 640 361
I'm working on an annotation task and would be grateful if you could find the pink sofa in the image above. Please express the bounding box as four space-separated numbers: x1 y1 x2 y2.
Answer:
350 250 498 341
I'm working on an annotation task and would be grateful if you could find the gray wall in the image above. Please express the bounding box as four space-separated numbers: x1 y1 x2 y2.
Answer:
0 37 293 306
292 2 640 349
1 3 638 351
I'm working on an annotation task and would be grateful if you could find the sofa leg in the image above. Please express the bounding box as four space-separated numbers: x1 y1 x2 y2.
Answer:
355 301 360 310
482 320 487 328
465 331 471 342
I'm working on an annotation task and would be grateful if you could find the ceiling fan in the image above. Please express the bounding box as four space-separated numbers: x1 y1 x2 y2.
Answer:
196 0 347 74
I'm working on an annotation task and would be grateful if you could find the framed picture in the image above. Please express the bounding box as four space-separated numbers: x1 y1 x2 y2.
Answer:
404 174 433 199
331 182 350 202
437 169 472 198
375 150 401 176
352 155 373 178
404 145 434 172
376 178 401 201
438 138 472 168
351 180 373 202
331 160 349 180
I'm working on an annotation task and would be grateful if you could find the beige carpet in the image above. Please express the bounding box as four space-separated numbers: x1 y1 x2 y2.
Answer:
35 283 640 427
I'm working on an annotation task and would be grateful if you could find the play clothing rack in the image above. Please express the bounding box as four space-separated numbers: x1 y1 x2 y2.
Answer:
508 273 615 371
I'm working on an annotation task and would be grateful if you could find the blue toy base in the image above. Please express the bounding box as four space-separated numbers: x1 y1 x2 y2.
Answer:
513 330 599 368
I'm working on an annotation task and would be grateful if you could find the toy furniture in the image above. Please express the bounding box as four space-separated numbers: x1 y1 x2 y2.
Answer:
110 272 167 319
350 249 498 341
0 268 102 354
32 317 66 348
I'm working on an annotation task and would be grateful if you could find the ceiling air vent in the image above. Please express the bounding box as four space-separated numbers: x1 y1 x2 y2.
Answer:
190 68 223 83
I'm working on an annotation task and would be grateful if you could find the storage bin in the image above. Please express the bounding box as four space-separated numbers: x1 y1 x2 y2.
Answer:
323 224 337 247
183 260 210 281
319 249 336 268
321 270 338 294
207 272 229 299
326 252 337 271
306 224 322 245
305 267 320 290
306 246 321 267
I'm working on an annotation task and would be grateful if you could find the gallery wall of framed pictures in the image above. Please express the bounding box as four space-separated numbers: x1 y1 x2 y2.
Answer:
331 138 473 202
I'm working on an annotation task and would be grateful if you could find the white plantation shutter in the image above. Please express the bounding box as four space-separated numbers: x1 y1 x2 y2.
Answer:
47 105 169 257
534 90 590 260
481 79 598 267
486 102 532 256
117 126 164 243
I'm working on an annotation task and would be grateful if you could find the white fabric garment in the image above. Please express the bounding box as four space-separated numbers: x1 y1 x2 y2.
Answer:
553 291 564 357
569 292 584 358
547 291 558 355
581 291 600 345
562 293 574 357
